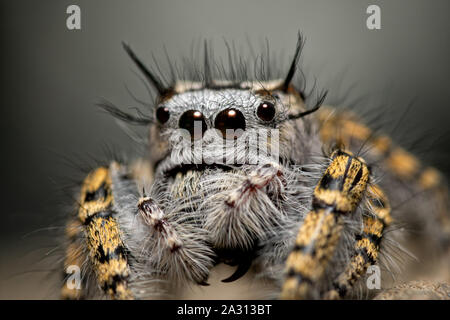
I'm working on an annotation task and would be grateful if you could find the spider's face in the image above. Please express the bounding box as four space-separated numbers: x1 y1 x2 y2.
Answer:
151 80 302 184
116 37 315 254
146 80 308 251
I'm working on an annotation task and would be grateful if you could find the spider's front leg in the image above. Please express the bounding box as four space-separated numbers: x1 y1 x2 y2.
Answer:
281 150 370 299
75 165 133 300
324 184 392 299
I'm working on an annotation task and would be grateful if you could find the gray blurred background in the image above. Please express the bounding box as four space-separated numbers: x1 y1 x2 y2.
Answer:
0 0 449 299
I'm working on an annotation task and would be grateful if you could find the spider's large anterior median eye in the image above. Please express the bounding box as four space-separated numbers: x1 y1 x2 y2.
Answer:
214 108 246 139
256 101 276 122
179 110 207 140
156 106 170 124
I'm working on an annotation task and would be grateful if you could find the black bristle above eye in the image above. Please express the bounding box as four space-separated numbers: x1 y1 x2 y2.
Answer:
203 40 213 87
288 90 328 120
97 100 152 126
122 41 173 98
281 32 304 92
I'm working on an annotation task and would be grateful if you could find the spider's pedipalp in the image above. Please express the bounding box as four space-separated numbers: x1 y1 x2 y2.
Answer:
138 197 182 253
132 191 214 288
225 162 283 208
203 162 286 251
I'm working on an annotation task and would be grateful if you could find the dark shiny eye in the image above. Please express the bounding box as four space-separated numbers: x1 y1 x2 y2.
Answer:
256 101 276 122
178 110 207 140
156 106 170 124
214 108 246 139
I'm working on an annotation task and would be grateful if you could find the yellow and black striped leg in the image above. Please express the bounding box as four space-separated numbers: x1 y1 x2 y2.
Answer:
77 165 133 300
325 184 392 299
281 150 370 299
318 108 450 245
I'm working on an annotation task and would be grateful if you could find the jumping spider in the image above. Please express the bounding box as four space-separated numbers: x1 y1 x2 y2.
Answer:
61 35 450 300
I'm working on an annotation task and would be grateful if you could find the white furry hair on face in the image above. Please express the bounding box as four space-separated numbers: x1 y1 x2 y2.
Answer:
148 86 319 243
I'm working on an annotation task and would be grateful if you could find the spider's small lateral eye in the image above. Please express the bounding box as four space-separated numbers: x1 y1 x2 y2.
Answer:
179 110 207 140
156 106 170 124
214 108 246 139
256 101 276 122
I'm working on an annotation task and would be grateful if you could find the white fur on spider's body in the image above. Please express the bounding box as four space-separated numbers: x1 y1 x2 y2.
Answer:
67 38 450 299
